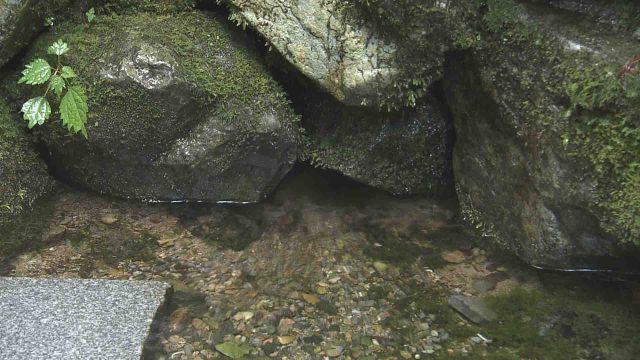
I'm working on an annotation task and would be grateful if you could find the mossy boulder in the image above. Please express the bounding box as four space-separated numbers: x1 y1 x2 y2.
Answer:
10 12 300 203
444 3 640 269
219 0 476 109
0 98 54 230
302 87 454 196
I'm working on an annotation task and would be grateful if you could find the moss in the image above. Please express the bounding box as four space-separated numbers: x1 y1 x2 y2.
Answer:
482 284 640 359
563 67 640 244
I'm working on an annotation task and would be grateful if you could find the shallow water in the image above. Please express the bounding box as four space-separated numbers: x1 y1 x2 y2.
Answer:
1 165 639 359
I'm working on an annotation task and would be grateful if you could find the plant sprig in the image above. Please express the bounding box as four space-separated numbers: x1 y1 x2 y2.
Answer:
18 39 88 137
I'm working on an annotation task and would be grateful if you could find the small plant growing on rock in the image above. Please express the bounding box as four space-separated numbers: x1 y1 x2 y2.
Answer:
17 39 88 137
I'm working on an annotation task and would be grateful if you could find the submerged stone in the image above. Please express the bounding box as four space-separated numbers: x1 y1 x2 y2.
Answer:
0 277 171 360
448 294 497 324
9 12 300 203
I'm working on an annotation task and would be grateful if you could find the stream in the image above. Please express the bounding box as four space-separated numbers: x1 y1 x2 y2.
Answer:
1 165 639 359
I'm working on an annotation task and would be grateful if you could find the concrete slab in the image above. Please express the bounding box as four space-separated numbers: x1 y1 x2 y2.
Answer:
0 277 171 360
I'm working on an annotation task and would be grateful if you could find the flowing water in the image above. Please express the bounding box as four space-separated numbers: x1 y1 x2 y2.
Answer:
1 165 639 359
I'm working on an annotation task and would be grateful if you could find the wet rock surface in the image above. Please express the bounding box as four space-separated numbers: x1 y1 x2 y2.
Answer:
2 166 639 359
444 3 640 270
301 86 454 196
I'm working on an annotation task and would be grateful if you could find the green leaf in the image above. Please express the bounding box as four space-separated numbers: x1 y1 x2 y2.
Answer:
21 97 51 128
214 342 252 359
48 39 69 56
86 8 96 23
18 59 52 85
48 75 66 97
60 66 77 79
60 85 89 135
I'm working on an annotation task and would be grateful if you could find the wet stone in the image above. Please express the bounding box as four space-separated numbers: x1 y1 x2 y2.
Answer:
441 250 466 264
168 307 191 333
448 295 497 325
100 214 119 225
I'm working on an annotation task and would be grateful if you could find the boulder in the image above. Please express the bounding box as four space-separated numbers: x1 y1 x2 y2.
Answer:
444 3 640 270
9 12 300 203
0 98 54 255
220 0 476 108
302 87 454 196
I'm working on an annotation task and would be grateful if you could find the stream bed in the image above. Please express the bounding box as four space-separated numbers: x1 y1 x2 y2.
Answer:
1 165 639 359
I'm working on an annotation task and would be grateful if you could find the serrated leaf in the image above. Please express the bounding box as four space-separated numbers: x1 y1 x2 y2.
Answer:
48 75 66 96
60 66 77 79
60 85 89 135
18 59 52 85
21 97 51 128
48 39 69 56
86 8 96 23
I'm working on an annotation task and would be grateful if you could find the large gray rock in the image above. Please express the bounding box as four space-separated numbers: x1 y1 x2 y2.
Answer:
9 12 300 203
221 0 476 108
302 88 454 196
445 3 640 269
0 277 171 360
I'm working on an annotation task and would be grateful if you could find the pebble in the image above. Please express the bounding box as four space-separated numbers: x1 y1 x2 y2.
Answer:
100 214 118 225
192 318 208 331
278 335 296 345
373 261 389 273
326 346 343 357
441 250 466 264
302 293 320 305
634 28 640 41
168 308 191 333
232 311 254 321
277 318 295 335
